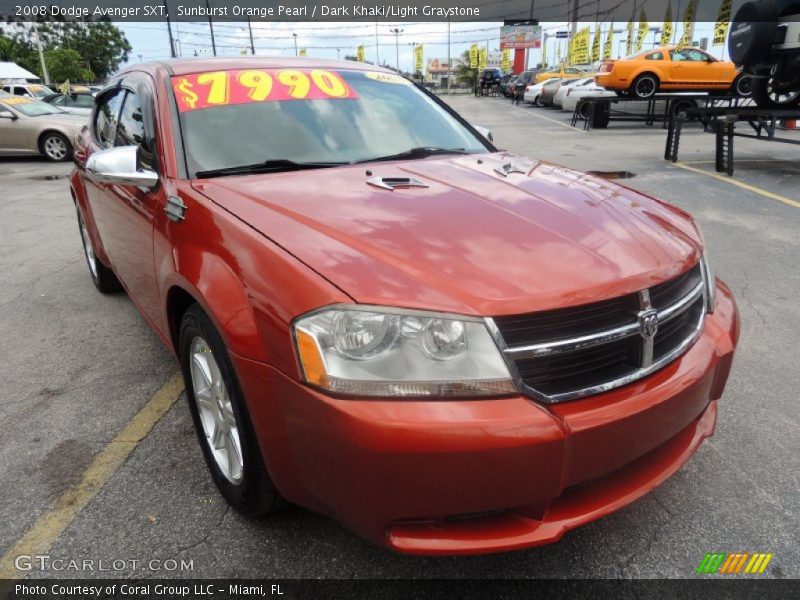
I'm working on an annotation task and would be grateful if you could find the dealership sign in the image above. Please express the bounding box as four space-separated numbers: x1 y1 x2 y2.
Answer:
500 24 542 49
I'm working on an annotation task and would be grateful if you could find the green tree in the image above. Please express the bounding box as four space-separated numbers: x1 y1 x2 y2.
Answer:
44 48 94 83
1 19 130 82
455 50 476 85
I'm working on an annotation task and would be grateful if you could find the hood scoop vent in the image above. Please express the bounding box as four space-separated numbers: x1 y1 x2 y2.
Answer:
366 176 429 191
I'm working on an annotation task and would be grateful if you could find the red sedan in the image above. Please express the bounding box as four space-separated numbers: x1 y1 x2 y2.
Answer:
70 58 738 555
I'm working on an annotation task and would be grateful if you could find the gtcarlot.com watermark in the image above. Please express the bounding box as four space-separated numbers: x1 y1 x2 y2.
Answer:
14 554 194 573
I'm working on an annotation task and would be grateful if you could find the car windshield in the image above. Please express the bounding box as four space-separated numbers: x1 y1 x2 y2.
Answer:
25 85 55 98
1 97 63 116
174 69 489 176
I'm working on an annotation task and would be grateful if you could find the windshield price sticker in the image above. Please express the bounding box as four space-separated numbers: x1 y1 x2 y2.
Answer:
0 97 32 106
365 72 412 85
172 69 357 112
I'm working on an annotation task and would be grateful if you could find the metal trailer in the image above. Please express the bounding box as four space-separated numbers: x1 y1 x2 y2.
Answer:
571 94 755 130
665 105 800 176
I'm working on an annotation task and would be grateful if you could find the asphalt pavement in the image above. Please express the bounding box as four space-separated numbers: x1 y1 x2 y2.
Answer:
1 95 798 579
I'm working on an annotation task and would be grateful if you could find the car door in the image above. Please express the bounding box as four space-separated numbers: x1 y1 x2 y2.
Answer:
669 49 713 86
84 79 164 326
0 101 32 153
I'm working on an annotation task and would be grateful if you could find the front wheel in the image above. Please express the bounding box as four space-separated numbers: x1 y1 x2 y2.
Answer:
630 74 659 99
180 304 284 516
751 77 800 109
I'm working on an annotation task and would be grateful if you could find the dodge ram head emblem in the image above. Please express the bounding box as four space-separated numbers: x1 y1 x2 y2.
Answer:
639 309 659 339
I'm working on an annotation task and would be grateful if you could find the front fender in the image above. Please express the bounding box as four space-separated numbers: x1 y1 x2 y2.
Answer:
161 249 267 362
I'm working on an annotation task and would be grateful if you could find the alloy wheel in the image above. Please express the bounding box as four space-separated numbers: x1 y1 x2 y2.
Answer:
43 135 67 160
190 336 244 484
635 77 656 98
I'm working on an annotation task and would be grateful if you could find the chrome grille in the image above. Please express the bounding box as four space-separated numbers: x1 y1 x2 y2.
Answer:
488 263 706 403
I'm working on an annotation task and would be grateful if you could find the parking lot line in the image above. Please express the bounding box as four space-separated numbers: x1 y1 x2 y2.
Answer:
0 373 184 579
674 162 800 209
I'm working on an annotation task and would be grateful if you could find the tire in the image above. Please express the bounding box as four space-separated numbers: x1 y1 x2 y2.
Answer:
630 73 659 99
578 101 591 120
40 131 72 162
728 1 779 66
180 304 283 516
733 74 753 97
751 76 800 108
76 207 122 293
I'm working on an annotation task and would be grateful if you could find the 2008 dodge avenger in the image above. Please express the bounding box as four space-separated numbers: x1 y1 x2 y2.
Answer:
69 58 739 555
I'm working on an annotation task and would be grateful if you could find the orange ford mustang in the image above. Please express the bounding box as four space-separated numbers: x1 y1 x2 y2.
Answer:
595 46 751 98
70 57 738 555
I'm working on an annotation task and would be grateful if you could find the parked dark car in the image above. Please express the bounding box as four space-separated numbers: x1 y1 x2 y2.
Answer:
480 68 503 94
499 74 514 97
508 70 538 99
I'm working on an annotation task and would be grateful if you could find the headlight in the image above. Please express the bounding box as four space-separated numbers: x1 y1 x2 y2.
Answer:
292 306 516 398
700 253 716 314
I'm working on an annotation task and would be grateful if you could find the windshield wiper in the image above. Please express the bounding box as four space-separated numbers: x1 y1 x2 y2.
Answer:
195 159 349 179
356 147 468 164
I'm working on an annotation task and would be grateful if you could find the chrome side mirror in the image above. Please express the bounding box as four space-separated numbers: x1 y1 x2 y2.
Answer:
86 146 158 188
473 125 493 142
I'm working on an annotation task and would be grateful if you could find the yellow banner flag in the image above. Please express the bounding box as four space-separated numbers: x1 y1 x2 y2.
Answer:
478 47 487 70
678 0 698 48
469 43 478 68
59 80 70 95
299 48 307 57
501 48 510 71
626 17 634 55
660 3 674 46
603 24 614 59
636 10 649 53
713 0 732 46
414 45 423 73
356 45 365 62
541 36 548 66
591 26 601 63
571 27 591 65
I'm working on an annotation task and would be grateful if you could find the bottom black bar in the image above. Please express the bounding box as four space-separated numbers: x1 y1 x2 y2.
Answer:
1 579 796 600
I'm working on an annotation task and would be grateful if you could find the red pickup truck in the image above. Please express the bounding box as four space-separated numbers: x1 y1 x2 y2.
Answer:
70 58 739 555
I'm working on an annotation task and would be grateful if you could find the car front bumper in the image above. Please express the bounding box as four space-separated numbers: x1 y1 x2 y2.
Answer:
232 281 739 555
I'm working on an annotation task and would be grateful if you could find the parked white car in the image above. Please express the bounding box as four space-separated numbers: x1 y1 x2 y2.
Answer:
561 83 616 115
553 78 596 108
522 81 545 104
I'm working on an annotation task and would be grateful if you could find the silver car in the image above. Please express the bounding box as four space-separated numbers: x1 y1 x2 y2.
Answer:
0 96 86 161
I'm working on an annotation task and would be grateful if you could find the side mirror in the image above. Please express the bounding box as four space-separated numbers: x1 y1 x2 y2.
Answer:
86 146 158 188
0 112 17 120
473 125 494 142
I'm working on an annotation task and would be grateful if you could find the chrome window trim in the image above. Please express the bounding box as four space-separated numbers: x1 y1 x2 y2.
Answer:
485 267 708 404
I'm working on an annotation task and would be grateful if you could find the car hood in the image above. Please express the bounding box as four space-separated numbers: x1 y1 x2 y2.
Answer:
195 153 701 316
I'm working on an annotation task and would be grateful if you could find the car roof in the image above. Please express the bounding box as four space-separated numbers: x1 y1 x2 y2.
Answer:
121 57 398 78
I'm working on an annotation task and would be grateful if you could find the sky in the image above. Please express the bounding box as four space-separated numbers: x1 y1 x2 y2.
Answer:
119 21 729 73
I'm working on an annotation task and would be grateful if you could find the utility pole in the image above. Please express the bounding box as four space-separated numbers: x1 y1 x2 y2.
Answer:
164 0 176 58
446 19 451 94
205 0 216 56
390 27 403 72
293 33 298 56
375 21 380 65
247 17 255 55
32 24 49 84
